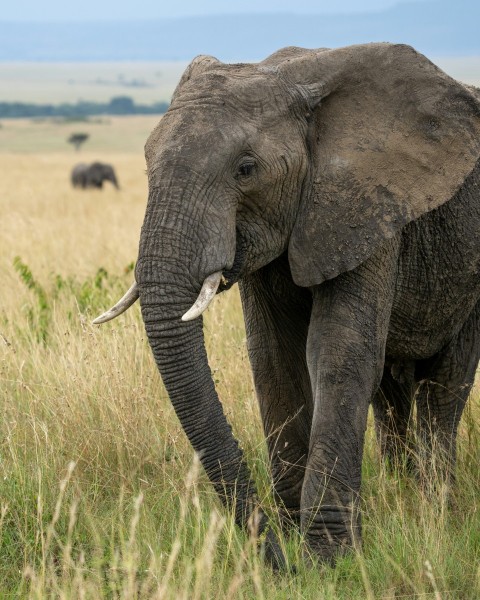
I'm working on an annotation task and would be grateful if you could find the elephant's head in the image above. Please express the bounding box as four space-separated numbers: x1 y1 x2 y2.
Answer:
137 43 479 296
90 162 119 189
94 43 480 562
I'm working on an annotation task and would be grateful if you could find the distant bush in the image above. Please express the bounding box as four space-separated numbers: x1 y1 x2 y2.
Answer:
108 96 136 114
13 257 135 344
0 96 169 119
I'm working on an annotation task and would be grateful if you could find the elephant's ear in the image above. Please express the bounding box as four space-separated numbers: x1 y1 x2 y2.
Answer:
279 43 480 287
172 55 221 102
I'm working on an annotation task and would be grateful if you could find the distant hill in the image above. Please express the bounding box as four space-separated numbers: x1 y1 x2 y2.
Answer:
0 96 169 119
0 0 479 61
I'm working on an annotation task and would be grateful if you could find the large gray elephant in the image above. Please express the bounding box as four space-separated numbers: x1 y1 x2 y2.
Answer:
94 43 480 567
71 161 119 189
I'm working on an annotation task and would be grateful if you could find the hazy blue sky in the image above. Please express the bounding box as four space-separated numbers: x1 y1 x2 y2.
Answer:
4 1 428 21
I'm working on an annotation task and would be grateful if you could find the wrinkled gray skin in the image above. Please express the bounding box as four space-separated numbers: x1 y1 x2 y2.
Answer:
132 44 480 567
71 161 119 189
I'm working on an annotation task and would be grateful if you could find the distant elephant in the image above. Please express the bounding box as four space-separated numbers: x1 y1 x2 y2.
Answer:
93 44 480 568
71 161 119 189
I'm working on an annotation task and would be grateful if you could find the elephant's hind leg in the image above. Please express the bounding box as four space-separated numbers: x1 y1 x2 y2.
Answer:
372 362 415 471
415 300 480 487
239 255 313 530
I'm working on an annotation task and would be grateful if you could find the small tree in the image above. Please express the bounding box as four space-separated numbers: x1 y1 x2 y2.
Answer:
68 132 89 151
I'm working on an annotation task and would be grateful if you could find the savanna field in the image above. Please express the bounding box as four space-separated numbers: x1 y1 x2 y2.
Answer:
0 115 479 599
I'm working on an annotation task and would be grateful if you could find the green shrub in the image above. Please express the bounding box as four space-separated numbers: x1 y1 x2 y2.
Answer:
13 257 134 344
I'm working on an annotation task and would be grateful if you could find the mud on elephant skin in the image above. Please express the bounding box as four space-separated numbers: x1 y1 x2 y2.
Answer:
94 43 480 567
71 161 119 189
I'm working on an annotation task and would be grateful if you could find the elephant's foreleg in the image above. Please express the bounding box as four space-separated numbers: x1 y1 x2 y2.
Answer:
372 363 415 470
239 256 313 530
303 240 398 562
415 300 480 487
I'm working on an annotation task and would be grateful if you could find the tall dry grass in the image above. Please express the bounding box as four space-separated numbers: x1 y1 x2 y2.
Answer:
1 121 479 598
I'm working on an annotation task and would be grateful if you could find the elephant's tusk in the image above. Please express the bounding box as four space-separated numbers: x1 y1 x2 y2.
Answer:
181 271 222 322
92 282 139 324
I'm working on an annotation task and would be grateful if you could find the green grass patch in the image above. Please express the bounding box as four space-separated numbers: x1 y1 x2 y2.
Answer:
1 263 479 597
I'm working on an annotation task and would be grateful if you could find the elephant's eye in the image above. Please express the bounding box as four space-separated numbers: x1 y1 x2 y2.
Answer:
236 159 256 180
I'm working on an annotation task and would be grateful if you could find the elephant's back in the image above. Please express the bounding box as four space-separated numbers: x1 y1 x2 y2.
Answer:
71 163 87 176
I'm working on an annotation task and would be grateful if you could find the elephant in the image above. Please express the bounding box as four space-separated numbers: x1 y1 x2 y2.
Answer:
93 43 480 568
71 161 119 189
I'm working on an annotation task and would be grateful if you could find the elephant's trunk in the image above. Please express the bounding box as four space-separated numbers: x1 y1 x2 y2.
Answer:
112 174 120 189
134 177 257 526
137 273 256 525
100 176 286 567
140 277 288 569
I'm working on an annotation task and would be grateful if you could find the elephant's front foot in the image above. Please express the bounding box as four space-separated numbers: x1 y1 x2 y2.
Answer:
301 504 361 566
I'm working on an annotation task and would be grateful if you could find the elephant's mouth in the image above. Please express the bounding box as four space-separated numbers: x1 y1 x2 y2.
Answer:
93 231 248 326
218 229 247 292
